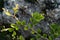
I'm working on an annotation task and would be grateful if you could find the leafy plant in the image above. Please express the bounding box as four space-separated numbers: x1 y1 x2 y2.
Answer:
49 23 60 40
19 35 25 40
1 3 45 40
30 12 44 26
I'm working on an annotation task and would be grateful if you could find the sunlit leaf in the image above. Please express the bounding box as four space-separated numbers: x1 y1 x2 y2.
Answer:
11 24 16 28
28 23 32 28
12 31 16 37
11 23 19 30
8 28 14 32
43 34 47 38
30 38 35 40
48 36 53 40
54 32 59 38
30 12 44 25
24 25 28 30
21 20 26 25
19 35 25 40
16 20 21 25
31 29 35 34
13 4 19 14
2 8 12 16
1 28 9 32
36 34 41 39
37 28 41 33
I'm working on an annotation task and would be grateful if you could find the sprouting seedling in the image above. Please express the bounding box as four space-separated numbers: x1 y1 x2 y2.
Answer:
13 4 19 10
2 8 12 16
2 8 18 20
13 4 19 15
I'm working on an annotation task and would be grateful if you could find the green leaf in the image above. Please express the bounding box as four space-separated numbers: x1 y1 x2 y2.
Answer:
11 23 19 30
32 12 44 22
1 28 9 32
2 8 12 16
19 35 25 40
30 12 44 25
8 28 14 32
14 10 18 14
13 4 19 14
31 29 35 34
15 26 19 30
50 23 60 40
1 28 14 32
43 34 47 38
37 28 41 33
35 34 41 39
30 38 35 40
28 23 32 28
24 25 28 30
16 20 21 25
11 24 16 28
12 31 16 37
48 36 53 40
21 20 26 25
54 32 59 38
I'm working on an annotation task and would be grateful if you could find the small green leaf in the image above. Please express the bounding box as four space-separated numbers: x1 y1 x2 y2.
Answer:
2 8 12 16
1 28 14 32
48 36 53 40
30 38 35 40
37 28 41 33
13 4 19 14
21 20 26 25
11 23 19 30
19 35 25 40
8 28 14 32
11 24 16 28
14 10 18 14
16 20 21 25
24 25 28 30
1 28 9 32
31 30 35 34
28 23 32 28
36 34 41 39
30 12 44 25
43 34 47 38
54 32 59 38
12 31 16 37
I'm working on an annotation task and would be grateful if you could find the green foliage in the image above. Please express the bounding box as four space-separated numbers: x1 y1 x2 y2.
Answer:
48 36 53 40
11 23 19 30
19 35 25 40
1 1 60 40
1 28 10 32
1 11 45 40
30 12 44 25
8 28 14 32
43 34 47 38
21 20 26 25
30 38 35 40
31 29 35 34
28 23 33 28
37 28 41 33
50 23 60 39
24 25 28 30
16 20 21 25
35 34 41 39
2 8 60 40
12 31 16 39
